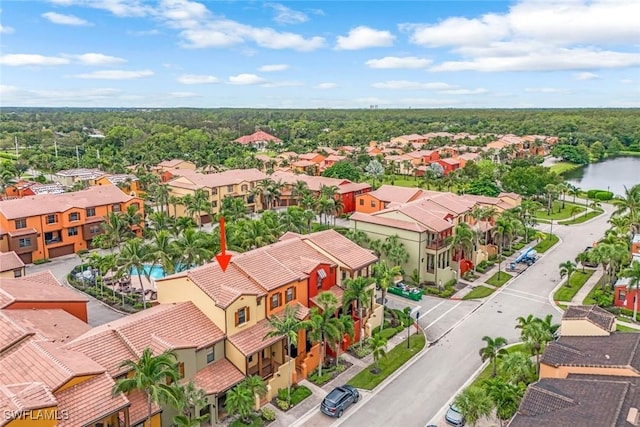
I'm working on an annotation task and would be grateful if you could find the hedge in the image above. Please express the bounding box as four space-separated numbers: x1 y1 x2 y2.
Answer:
586 189 613 200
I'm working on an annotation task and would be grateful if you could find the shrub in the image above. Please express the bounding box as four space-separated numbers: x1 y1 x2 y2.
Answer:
276 399 289 410
33 258 51 265
595 191 613 201
77 249 89 255
261 408 276 422
290 386 312 406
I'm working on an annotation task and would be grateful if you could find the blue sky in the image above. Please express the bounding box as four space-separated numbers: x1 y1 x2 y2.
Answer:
1 0 638 108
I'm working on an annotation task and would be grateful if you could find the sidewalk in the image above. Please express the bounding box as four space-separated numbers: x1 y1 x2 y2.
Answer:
267 324 421 427
566 266 603 306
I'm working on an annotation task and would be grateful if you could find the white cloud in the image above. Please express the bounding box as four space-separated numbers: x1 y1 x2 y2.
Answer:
71 53 126 65
49 0 152 17
128 29 161 36
365 56 432 69
315 82 337 89
259 64 289 72
177 74 220 84
372 80 455 90
439 88 489 95
169 91 199 98
524 87 570 94
574 72 599 80
0 54 69 66
335 26 395 50
621 79 635 84
0 23 14 34
42 11 92 26
266 3 308 25
71 69 154 79
262 81 304 88
401 14 508 48
228 73 266 85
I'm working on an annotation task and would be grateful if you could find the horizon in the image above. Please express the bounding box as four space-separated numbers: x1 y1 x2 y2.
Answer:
1 0 638 109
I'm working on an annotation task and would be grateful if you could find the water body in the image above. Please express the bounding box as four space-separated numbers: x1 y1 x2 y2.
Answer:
564 156 640 196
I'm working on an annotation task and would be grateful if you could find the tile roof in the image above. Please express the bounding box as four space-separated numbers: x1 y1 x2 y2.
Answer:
0 272 88 307
310 286 344 308
541 333 640 372
298 229 378 271
350 212 430 233
56 372 129 427
0 185 137 219
366 185 423 204
0 252 24 273
160 262 266 308
511 377 640 427
0 382 57 423
0 311 33 353
191 359 245 394
126 389 162 425
1 309 90 346
271 302 310 321
0 340 105 392
234 131 282 144
168 168 267 189
270 171 370 194
227 319 283 356
55 168 103 178
157 159 190 168
563 305 616 332
66 302 224 372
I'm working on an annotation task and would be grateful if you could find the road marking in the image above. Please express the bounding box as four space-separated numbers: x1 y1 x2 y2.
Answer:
419 301 446 319
425 302 462 329
505 288 548 299
410 305 422 316
500 290 549 304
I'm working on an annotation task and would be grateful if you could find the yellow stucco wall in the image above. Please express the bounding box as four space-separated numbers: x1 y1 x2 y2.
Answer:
195 341 225 371
266 359 296 401
56 375 94 392
4 407 59 427
225 295 260 335
539 364 638 379
225 341 246 374
559 320 612 337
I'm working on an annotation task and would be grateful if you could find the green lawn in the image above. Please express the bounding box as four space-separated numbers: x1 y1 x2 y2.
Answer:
548 162 582 175
485 271 512 287
462 285 496 300
534 233 559 253
582 286 600 305
469 343 528 389
558 209 603 225
347 333 425 390
553 269 595 302
616 324 640 332
534 201 585 220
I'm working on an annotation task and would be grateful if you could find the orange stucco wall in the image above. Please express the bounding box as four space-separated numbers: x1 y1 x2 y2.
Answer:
6 301 88 322
266 279 309 317
355 193 384 214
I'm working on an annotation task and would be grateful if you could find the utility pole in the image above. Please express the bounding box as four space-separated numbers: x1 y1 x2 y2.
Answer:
75 146 80 167
54 140 58 157
96 149 100 160
14 136 19 157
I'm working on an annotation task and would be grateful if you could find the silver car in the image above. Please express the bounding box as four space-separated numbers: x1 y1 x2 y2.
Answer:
445 404 465 426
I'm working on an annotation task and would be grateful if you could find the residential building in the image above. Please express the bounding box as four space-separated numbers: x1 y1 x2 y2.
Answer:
53 168 104 187
270 171 371 213
322 155 347 170
233 131 282 150
153 159 197 182
390 134 428 146
2 180 65 199
166 168 266 222
614 277 638 311
559 305 617 337
0 271 89 322
632 234 640 257
355 185 426 214
0 185 143 263
435 157 461 175
0 251 24 278
89 173 142 197
456 152 480 167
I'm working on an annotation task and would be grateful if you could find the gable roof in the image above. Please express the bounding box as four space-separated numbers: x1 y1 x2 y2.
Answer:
190 358 245 395
365 185 423 204
0 252 24 273
234 131 282 144
0 272 89 307
167 168 267 189
0 382 58 420
563 305 616 332
297 229 378 271
1 309 91 345
227 319 283 356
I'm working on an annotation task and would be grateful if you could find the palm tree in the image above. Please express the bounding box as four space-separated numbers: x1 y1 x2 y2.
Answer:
575 251 590 273
243 375 268 402
113 348 180 425
515 314 556 374
185 189 211 227
453 386 493 427
558 260 576 283
120 204 144 232
316 197 335 226
149 230 177 274
342 276 374 349
333 314 355 368
369 334 388 374
612 185 640 223
364 159 385 188
345 229 370 247
117 238 153 309
225 383 254 424
264 304 302 403
302 291 341 377
492 215 514 275
373 261 403 332
150 183 171 214
544 183 558 215
499 351 535 385
382 234 410 267
148 211 171 231
622 260 640 321
168 195 182 219
175 228 213 268
451 223 474 280
484 378 522 426
219 196 248 222
172 381 210 427
479 336 508 377
102 212 126 249
291 180 309 204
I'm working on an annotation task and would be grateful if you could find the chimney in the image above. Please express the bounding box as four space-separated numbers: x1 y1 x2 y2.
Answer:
626 408 638 426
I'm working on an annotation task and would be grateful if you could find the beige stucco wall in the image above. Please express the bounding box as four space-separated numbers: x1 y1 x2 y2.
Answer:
540 364 638 379
266 359 296 401
225 341 246 374
225 295 262 335
195 341 225 371
366 303 384 334
559 319 613 336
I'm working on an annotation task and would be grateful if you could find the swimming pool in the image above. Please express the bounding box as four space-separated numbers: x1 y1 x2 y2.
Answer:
129 264 167 280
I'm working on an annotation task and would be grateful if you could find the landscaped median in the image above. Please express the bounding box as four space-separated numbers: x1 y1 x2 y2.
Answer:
553 269 595 303
462 271 513 300
533 233 559 253
347 332 426 390
558 209 603 225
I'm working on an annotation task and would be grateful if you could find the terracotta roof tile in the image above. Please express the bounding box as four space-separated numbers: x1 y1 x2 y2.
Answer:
298 229 378 271
0 273 88 307
310 286 344 308
191 358 245 394
234 131 282 144
125 389 161 425
1 309 89 347
0 252 24 273
158 159 190 168
0 185 138 219
64 329 136 377
366 185 423 204
350 212 430 233
563 305 616 332
271 302 309 321
0 382 57 422
270 171 370 194
0 312 33 353
56 373 129 427
168 168 267 189
227 319 283 356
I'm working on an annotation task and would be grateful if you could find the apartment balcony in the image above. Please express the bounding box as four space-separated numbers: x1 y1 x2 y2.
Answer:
425 240 449 250
44 231 63 245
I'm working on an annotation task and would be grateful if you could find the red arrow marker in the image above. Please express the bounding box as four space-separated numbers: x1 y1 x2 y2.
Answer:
216 216 232 272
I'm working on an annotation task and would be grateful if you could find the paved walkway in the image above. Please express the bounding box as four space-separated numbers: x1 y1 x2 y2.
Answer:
567 266 603 305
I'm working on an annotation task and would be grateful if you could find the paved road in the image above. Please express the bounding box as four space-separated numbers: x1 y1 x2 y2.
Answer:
27 253 125 326
336 203 615 427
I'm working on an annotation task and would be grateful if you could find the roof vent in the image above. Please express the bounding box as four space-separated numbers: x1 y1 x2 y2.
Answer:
627 407 638 425
605 354 610 359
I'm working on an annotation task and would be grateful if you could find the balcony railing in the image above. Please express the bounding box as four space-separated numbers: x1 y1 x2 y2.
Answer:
425 240 449 250
45 237 62 245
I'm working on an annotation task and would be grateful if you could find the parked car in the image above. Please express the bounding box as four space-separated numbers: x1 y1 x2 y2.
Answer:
445 404 465 426
320 385 360 418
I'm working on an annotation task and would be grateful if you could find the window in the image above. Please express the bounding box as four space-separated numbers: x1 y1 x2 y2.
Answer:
317 268 327 289
212 201 218 208
235 306 249 326
69 212 80 222
206 347 215 364
68 227 78 237
46 214 57 224
211 188 218 195
89 225 101 234
18 238 31 248
619 291 627 302
241 184 248 192
257 297 262 306
271 293 281 309
131 202 140 211
178 362 185 379
286 287 295 303
370 201 376 208
15 219 26 229
227 185 234 192
86 207 96 217
359 199 364 206
13 270 22 278
112 204 121 212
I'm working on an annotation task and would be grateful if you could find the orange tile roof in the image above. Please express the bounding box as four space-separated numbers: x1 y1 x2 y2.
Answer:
191 358 245 394
0 185 138 219
310 286 344 308
298 229 378 271
0 311 33 353
157 158 191 168
0 273 88 307
366 185 423 204
125 389 161 425
350 212 431 233
0 252 24 273
161 263 266 308
2 309 91 344
168 168 267 189
0 382 57 423
227 319 283 356
270 171 364 194
66 302 224 373
0 340 105 392
56 372 129 427
234 131 282 144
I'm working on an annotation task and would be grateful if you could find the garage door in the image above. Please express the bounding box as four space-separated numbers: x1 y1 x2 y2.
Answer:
48 244 75 258
18 252 32 264
200 214 212 224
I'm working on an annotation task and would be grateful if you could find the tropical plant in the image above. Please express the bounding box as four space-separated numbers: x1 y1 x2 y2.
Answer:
171 381 210 427
515 314 557 374
453 386 493 427
369 334 387 374
344 229 370 247
364 159 385 188
302 292 342 377
622 260 640 321
225 382 255 424
382 234 410 267
265 304 302 403
558 260 576 282
334 314 355 368
373 261 403 332
112 348 180 425
484 377 522 425
116 238 153 309
342 276 374 349
498 350 536 385
451 223 475 280
479 336 508 377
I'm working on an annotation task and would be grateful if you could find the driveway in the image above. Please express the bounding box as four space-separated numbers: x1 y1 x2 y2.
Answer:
26 253 125 326
336 203 614 427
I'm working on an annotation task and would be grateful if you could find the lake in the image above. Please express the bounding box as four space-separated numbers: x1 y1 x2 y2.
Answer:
564 156 640 196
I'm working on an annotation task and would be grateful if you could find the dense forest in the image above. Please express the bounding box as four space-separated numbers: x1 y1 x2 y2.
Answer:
1 108 639 173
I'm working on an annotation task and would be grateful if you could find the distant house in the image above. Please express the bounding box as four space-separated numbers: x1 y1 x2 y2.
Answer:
560 305 616 337
0 251 25 278
355 185 425 214
435 157 461 175
89 173 142 197
233 131 282 150
53 168 104 187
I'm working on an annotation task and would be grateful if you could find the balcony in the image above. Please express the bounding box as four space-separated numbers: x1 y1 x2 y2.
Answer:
425 240 449 250
44 231 62 245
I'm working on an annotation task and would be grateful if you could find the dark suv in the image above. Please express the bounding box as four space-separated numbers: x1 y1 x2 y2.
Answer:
320 385 360 418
